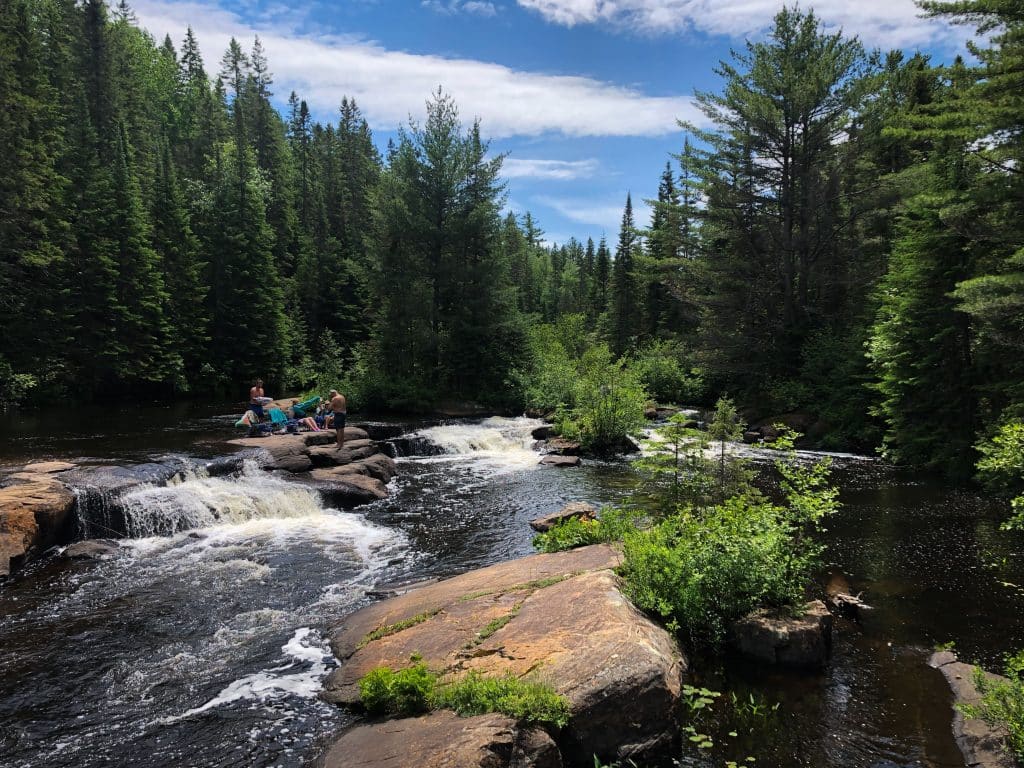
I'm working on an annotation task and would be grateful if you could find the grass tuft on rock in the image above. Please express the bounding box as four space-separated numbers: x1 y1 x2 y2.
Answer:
358 663 569 728
357 608 443 649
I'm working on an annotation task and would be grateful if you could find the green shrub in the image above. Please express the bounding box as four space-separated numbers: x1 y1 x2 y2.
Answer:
622 444 837 647
960 651 1024 760
632 341 705 405
359 662 436 716
358 664 569 727
976 421 1024 529
568 344 648 453
532 507 642 553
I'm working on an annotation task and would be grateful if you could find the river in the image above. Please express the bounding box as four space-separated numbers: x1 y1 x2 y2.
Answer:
1 408 1022 767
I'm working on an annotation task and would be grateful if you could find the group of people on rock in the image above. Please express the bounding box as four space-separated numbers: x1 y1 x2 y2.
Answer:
244 378 348 448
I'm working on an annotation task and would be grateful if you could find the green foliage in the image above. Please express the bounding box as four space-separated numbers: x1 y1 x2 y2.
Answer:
532 507 642 553
564 344 648 453
517 315 588 412
622 444 838 647
359 662 436 717
632 341 705 405
431 672 570 728
358 664 569 728
976 421 1024 529
960 651 1024 761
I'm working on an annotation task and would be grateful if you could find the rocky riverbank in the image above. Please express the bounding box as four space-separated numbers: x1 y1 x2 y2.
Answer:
320 544 686 767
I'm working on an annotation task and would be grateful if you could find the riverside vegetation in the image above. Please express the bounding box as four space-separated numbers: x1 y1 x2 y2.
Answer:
534 405 839 648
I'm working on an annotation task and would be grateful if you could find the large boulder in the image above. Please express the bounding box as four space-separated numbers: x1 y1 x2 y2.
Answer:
929 651 1019 768
308 440 378 468
531 424 556 441
529 502 597 532
0 477 76 577
543 438 581 456
730 600 832 668
321 711 561 768
323 545 685 765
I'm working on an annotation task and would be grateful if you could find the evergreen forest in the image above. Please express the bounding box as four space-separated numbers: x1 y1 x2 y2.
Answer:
1 0 1023 486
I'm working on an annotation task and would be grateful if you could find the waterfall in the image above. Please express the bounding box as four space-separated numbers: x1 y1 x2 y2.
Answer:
113 461 325 539
402 417 544 474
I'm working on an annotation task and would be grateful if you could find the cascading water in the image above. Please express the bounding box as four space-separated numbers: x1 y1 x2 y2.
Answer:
406 416 545 475
115 461 327 538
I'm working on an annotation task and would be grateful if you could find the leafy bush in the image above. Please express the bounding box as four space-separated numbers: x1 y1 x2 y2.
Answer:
532 507 643 553
960 651 1024 760
516 315 588 412
566 344 648 453
976 421 1024 529
359 662 436 716
0 357 37 407
632 341 706 405
622 445 838 647
358 663 569 727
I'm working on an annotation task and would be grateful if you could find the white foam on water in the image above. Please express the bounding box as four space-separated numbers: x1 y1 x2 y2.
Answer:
409 416 544 475
160 628 332 724
116 461 328 538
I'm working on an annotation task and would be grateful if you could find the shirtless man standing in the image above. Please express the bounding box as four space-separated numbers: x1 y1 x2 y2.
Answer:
249 378 266 421
328 389 347 448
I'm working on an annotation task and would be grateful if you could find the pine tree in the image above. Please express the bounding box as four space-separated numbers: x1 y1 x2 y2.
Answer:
608 193 641 355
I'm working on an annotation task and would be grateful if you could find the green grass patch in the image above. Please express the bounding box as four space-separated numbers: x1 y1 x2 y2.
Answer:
357 608 442 649
358 663 569 728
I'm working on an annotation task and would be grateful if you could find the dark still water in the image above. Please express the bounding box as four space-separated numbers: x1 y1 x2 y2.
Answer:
1 414 1022 768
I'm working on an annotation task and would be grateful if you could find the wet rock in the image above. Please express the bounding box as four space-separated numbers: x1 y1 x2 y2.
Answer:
544 438 581 456
644 407 658 420
654 406 682 420
204 455 247 477
61 539 121 560
531 424 556 440
742 431 762 445
827 592 873 620
321 711 562 768
308 440 377 468
539 455 581 468
929 651 1019 768
0 478 76 577
307 470 389 508
530 502 597 532
730 600 832 668
324 545 684 765
355 423 407 441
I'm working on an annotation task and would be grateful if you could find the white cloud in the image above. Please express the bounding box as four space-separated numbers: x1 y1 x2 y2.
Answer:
422 0 499 17
134 0 700 138
515 0 960 49
535 194 653 232
503 157 600 179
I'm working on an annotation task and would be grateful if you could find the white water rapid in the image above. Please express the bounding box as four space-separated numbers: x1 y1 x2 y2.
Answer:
409 416 544 476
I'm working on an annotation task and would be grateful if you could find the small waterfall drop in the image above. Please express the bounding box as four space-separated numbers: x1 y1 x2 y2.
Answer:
406 417 544 474
115 461 325 538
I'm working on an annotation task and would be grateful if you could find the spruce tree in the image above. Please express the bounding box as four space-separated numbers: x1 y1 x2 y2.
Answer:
608 193 641 356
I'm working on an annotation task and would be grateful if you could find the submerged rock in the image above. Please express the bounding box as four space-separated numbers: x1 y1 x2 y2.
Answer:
539 455 581 468
61 539 121 560
321 711 561 768
529 502 597 532
929 651 1019 768
323 545 685 765
730 600 832 668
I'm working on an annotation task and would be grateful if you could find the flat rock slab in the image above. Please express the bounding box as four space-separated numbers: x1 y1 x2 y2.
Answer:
19 461 77 474
731 600 832 668
61 539 121 560
321 711 561 768
929 651 1019 768
539 455 580 468
530 502 596 532
324 545 684 763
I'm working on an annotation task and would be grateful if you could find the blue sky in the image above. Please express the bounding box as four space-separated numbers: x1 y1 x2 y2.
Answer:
133 0 971 245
